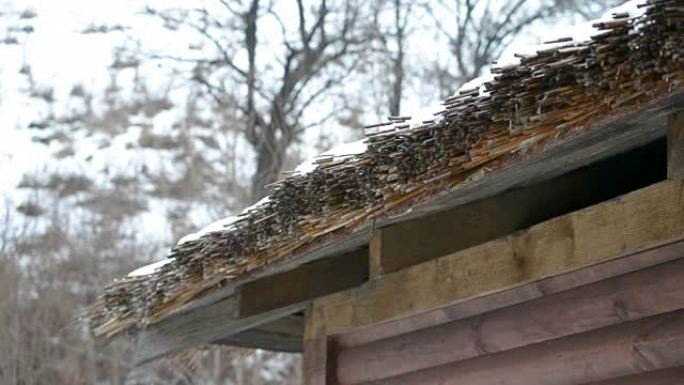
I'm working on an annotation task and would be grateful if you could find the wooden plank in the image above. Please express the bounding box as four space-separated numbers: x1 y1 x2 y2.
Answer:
303 305 338 385
581 367 684 385
668 111 684 180
158 91 684 318
238 249 368 318
337 240 684 349
310 180 684 337
217 327 301 352
133 297 306 365
337 257 684 384
370 140 666 276
362 311 684 385
215 314 304 352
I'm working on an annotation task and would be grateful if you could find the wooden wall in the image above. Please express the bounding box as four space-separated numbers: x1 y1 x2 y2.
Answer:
301 112 684 385
333 257 684 384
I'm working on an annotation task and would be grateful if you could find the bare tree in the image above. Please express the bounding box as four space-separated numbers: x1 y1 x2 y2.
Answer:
367 0 609 114
146 0 372 200
371 0 415 116
426 0 610 97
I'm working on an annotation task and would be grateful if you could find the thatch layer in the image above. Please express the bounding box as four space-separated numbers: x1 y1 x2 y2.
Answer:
86 0 684 340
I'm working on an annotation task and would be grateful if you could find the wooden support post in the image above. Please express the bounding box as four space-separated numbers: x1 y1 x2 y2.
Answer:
369 229 385 279
668 111 684 180
303 305 338 385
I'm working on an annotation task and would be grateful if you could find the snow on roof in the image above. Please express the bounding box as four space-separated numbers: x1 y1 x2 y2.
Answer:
128 257 175 277
451 72 497 98
495 0 648 69
176 196 271 246
294 139 368 175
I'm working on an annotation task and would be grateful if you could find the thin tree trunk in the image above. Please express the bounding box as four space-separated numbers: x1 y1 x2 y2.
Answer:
389 0 405 117
251 123 286 201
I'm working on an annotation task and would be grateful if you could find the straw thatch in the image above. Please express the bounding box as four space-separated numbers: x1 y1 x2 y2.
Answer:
86 0 684 341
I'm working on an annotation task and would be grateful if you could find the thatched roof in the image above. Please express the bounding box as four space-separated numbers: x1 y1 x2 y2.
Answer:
85 0 684 341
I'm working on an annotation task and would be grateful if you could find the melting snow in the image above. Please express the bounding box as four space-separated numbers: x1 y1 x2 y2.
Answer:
451 72 497 98
496 0 648 69
176 196 271 245
128 257 174 277
294 139 368 175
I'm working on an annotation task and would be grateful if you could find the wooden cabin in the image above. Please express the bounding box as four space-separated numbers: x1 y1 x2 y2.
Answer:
87 2 684 384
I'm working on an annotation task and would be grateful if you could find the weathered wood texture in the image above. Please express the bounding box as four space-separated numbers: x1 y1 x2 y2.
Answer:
581 367 684 385
337 240 684 349
133 298 306 365
362 311 684 385
238 249 368 318
337 257 684 384
215 314 304 352
370 140 665 276
311 180 684 337
304 306 339 385
668 111 684 179
303 337 327 385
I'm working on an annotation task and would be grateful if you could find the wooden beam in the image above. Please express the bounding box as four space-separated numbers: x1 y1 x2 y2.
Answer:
133 297 306 365
361 311 684 385
303 305 338 385
337 257 684 384
215 314 304 352
668 111 684 179
310 180 684 337
581 367 684 385
238 249 368 318
370 140 665 276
